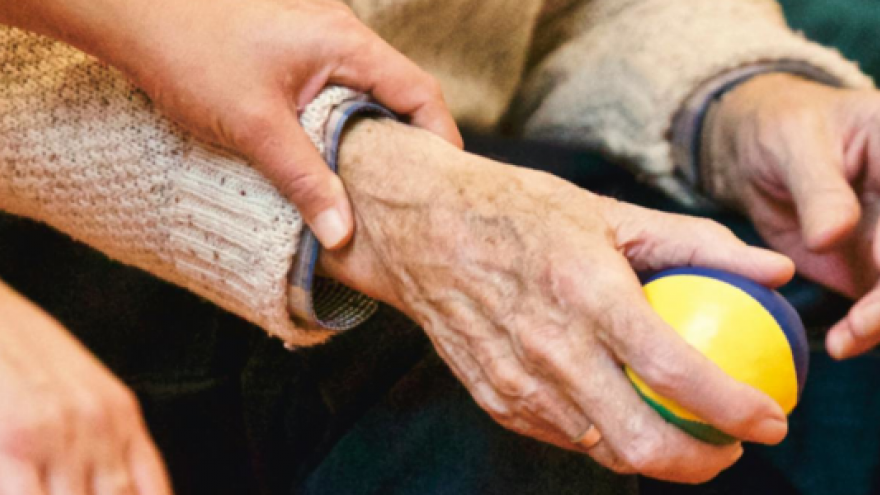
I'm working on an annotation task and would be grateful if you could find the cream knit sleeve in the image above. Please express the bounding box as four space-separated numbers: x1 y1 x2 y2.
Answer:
0 27 346 347
508 0 874 199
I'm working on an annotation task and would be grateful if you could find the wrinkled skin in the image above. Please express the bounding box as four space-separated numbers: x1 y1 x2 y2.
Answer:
0 1 461 491
705 73 880 359
322 119 797 483
2 0 461 249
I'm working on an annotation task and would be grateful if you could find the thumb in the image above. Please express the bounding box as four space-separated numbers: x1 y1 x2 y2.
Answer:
610 202 795 287
782 131 860 251
244 112 354 250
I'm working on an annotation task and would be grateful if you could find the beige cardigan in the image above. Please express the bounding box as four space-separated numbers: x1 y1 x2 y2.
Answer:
0 0 872 346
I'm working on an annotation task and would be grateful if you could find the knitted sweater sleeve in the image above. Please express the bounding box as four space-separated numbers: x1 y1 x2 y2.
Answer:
0 27 346 347
508 0 874 200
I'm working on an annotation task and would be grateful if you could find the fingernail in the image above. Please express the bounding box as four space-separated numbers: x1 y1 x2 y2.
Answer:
752 417 788 445
313 208 348 249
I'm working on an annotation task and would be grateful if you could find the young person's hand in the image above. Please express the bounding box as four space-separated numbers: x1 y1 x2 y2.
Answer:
0 281 171 495
1 0 461 249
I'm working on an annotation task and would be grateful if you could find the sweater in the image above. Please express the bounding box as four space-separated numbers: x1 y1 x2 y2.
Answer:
0 0 873 347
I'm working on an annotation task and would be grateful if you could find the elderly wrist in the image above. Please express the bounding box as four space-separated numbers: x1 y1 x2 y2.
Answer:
699 73 804 211
699 100 745 210
319 118 473 309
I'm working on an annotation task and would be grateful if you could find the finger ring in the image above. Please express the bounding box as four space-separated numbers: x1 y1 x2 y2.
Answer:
572 424 603 450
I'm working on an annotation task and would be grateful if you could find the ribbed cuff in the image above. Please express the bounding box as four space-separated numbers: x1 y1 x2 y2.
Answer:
287 98 395 334
671 60 843 197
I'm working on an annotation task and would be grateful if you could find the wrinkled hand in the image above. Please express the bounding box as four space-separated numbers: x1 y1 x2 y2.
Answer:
79 0 461 249
0 281 171 495
323 119 795 483
704 73 880 359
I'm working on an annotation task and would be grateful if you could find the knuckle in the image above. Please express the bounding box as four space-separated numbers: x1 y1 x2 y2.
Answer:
109 386 142 420
477 395 513 423
603 453 638 475
75 394 112 427
621 434 664 474
497 416 534 438
469 380 513 423
95 469 137 495
227 105 278 154
485 360 528 398
0 427 36 459
329 15 373 54
76 384 140 432
0 401 65 458
0 421 38 458
518 329 560 370
638 356 689 398
276 168 329 208
519 389 577 433
520 388 551 416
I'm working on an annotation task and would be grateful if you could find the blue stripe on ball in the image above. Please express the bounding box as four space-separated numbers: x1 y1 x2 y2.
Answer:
645 267 809 395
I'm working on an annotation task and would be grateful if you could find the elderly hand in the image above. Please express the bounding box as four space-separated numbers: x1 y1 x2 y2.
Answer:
1 0 461 250
321 118 795 483
0 281 171 495
703 73 880 359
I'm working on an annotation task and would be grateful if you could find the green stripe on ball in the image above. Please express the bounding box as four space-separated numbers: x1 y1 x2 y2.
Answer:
634 387 736 445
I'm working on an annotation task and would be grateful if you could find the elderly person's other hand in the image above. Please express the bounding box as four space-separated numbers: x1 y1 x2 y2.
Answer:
0 281 171 495
702 73 880 359
0 0 461 250
320 118 796 483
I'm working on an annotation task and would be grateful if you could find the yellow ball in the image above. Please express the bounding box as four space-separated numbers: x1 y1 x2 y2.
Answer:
626 267 808 444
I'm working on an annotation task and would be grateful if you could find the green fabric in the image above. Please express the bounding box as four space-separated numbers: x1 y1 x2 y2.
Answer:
780 0 880 81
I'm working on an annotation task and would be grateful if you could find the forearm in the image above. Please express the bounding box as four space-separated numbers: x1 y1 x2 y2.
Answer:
0 0 146 69
0 27 328 346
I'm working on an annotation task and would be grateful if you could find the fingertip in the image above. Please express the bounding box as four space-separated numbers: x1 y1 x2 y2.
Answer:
826 324 853 360
831 298 880 358
751 417 789 446
733 248 795 288
412 108 464 149
311 202 354 250
757 250 796 287
449 126 465 149
731 442 745 464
